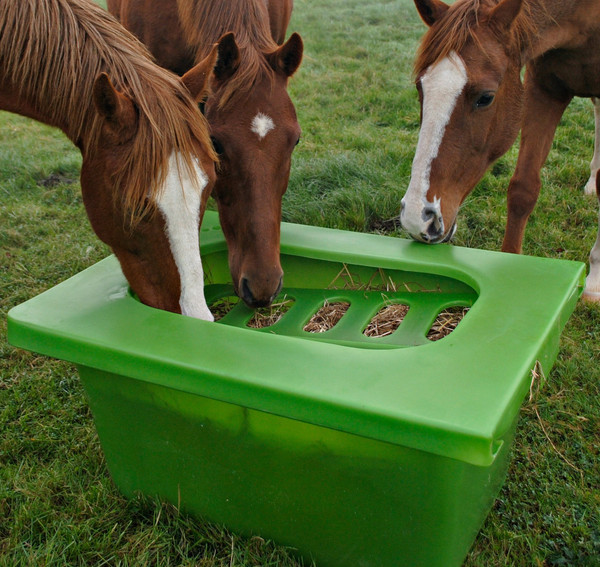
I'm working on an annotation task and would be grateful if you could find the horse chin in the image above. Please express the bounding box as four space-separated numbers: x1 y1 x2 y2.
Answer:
441 221 457 243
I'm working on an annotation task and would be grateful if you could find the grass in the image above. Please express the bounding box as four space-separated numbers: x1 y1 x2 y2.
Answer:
1 0 599 565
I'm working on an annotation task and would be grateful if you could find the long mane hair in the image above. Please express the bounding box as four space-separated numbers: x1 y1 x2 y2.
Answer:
176 0 278 108
0 0 216 219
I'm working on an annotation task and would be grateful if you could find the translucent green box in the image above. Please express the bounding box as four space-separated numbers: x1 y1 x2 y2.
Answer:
8 211 584 566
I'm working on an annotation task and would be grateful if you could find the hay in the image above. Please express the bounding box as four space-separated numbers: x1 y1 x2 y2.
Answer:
427 307 469 341
209 268 469 341
363 304 410 338
247 296 294 329
303 301 350 333
327 263 442 294
209 295 294 327
210 296 240 321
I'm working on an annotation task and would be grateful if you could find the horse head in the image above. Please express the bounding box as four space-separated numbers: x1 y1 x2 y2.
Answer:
205 32 303 308
401 0 524 243
81 49 218 319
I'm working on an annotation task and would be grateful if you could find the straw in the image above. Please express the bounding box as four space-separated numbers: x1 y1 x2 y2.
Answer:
247 296 294 329
303 301 350 333
363 304 410 337
427 307 469 341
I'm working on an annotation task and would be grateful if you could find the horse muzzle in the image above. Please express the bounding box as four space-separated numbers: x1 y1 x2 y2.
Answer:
408 221 457 244
239 272 284 308
399 199 454 243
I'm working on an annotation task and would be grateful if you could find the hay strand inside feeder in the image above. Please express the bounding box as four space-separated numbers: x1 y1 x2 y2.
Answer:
427 307 469 341
363 304 410 338
304 301 350 333
247 296 294 329
327 263 443 294
210 296 240 321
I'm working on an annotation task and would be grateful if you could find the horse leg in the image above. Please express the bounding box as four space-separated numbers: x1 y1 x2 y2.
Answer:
502 75 571 253
584 97 600 196
583 171 600 301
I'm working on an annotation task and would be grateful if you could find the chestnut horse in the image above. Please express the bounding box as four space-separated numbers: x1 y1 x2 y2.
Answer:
0 0 220 319
400 0 600 300
108 0 303 308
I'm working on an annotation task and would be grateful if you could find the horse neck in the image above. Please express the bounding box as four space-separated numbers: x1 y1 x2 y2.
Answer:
0 73 93 151
517 0 596 63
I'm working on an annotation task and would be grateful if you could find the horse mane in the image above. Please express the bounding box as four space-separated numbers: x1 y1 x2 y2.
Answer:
176 0 278 108
0 0 216 221
413 0 540 77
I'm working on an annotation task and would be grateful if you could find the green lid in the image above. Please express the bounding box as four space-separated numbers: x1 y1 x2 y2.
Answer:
8 211 584 466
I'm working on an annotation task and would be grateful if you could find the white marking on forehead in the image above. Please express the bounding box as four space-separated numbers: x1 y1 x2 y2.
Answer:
401 52 467 237
156 152 213 321
251 112 275 140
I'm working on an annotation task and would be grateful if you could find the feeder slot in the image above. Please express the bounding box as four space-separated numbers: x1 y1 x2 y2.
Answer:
205 283 476 349
303 301 350 333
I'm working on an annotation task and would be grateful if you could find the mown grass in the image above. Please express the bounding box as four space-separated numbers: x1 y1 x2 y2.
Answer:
1 0 599 565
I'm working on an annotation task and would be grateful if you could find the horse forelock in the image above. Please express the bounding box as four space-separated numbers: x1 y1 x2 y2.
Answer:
414 0 537 78
176 0 278 109
0 0 215 223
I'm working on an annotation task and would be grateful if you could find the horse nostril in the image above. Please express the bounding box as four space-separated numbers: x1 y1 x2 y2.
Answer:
422 206 437 222
426 223 442 240
240 277 254 305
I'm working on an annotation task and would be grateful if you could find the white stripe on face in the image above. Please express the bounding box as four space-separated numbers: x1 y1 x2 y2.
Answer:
251 112 275 140
156 152 213 320
401 52 467 238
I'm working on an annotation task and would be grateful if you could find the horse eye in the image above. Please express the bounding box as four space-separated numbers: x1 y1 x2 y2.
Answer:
210 136 224 155
294 137 300 147
475 92 495 109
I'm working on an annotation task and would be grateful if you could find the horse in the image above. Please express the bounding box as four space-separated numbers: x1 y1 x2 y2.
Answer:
108 0 303 309
0 0 221 319
400 0 600 301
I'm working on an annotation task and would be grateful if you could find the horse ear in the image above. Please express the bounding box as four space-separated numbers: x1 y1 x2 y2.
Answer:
93 73 137 141
181 43 219 102
213 32 240 82
268 32 303 77
414 0 450 27
489 0 523 31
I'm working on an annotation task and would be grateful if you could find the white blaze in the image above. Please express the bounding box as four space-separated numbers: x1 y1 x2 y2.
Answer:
156 152 213 321
401 52 467 238
251 112 275 140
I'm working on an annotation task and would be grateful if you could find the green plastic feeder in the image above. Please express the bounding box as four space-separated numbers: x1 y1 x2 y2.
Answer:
8 211 584 567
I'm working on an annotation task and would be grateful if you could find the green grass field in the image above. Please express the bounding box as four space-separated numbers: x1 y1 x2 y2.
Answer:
1 0 599 565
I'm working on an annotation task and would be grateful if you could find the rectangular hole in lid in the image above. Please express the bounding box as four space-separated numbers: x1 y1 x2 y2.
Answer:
363 303 410 338
303 301 351 333
247 295 295 329
427 306 470 341
210 296 241 321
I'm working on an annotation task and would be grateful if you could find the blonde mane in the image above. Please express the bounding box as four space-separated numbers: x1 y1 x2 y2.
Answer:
0 0 216 219
414 0 540 77
176 0 278 108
